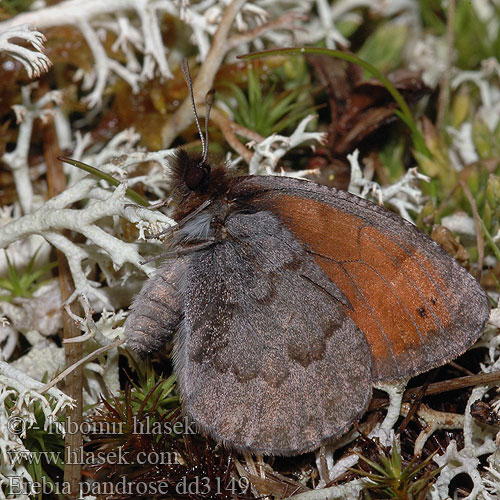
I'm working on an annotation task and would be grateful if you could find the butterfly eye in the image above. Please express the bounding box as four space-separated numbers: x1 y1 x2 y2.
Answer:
185 161 209 190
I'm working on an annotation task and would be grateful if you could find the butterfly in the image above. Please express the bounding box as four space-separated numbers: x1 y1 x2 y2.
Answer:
125 61 489 456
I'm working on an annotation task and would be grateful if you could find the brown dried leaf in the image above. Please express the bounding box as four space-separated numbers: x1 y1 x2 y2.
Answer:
431 225 470 266
306 53 431 187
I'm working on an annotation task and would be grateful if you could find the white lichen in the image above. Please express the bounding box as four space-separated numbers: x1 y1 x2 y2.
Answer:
0 124 176 309
0 361 73 498
0 1 498 498
2 85 62 215
348 149 430 221
247 115 326 175
0 0 314 108
400 402 465 457
431 387 497 500
0 24 51 79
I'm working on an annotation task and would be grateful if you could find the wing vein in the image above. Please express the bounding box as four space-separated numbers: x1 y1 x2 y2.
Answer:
323 256 400 371
363 232 446 333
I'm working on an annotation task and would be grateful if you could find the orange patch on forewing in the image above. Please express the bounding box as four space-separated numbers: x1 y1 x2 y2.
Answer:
270 195 454 370
359 226 450 334
363 226 454 333
309 259 384 357
409 247 460 307
275 196 364 262
342 260 421 353
315 258 396 363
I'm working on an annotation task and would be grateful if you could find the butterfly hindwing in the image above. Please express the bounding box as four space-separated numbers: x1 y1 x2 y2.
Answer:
174 210 372 455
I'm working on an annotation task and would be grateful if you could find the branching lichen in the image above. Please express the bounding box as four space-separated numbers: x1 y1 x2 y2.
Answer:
0 0 498 498
0 24 51 79
248 115 326 174
0 362 73 497
348 149 430 221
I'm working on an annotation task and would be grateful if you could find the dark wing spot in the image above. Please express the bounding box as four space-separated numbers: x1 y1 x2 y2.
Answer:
417 306 427 318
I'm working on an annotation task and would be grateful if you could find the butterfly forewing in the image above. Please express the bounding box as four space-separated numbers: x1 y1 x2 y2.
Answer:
233 176 490 382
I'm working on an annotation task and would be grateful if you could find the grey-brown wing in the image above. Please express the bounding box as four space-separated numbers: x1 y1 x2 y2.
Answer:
174 210 372 455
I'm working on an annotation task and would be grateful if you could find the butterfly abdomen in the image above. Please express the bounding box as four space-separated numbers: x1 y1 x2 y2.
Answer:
125 259 188 358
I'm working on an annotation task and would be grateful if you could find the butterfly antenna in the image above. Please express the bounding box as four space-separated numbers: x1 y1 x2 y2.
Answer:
181 58 206 160
203 89 215 163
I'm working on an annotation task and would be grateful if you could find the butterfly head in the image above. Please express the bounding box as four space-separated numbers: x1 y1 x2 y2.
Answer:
171 149 211 193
